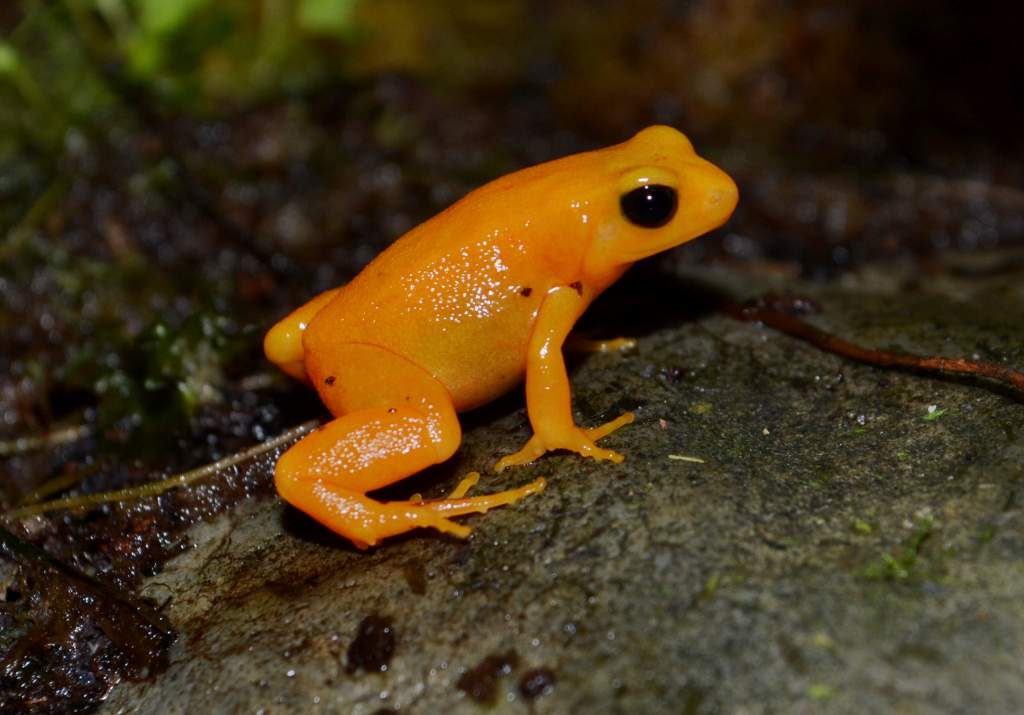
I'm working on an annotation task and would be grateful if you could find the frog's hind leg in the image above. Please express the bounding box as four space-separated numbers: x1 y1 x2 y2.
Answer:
274 344 544 549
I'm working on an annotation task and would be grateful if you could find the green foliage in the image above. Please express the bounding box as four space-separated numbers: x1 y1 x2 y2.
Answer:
298 0 359 36
0 41 20 75
0 3 118 186
0 0 365 162
0 0 542 166
94 0 363 107
135 0 209 35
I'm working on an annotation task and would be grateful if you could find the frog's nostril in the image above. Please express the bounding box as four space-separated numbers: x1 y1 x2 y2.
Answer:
706 173 739 214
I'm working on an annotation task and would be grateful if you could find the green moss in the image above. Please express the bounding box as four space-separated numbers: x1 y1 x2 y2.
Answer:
977 523 996 545
852 518 873 535
811 631 835 649
862 517 935 582
62 311 253 456
807 683 836 700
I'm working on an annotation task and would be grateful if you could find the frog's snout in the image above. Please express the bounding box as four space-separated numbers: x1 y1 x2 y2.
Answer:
700 163 739 220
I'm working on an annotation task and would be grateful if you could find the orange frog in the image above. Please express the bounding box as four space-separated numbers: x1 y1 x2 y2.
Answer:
264 125 738 548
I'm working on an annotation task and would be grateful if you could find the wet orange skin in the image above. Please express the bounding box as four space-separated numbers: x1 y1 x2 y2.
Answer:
264 125 738 548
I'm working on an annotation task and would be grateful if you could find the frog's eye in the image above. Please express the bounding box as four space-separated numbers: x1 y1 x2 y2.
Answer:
619 184 678 228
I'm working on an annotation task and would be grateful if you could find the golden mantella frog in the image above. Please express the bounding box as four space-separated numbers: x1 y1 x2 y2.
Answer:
264 125 738 548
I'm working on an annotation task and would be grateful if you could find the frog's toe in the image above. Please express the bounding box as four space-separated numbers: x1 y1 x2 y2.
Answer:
584 411 635 442
494 436 547 472
446 471 480 498
581 445 625 464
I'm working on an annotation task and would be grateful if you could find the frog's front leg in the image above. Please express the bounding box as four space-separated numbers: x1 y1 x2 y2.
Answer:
495 285 635 472
275 344 544 549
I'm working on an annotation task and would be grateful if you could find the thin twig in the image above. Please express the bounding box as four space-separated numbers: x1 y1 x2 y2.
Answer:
4 419 319 520
15 464 100 507
0 424 91 457
724 296 1024 395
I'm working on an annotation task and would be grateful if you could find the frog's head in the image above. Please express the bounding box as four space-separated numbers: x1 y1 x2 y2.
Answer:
581 125 738 280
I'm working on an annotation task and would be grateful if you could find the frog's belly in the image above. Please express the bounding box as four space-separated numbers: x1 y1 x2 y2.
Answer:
369 311 531 412
304 271 540 412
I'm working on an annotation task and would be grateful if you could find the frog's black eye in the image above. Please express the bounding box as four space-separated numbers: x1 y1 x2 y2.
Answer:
619 184 678 228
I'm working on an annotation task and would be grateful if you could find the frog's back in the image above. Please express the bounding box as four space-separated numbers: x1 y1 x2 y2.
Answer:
304 165 589 409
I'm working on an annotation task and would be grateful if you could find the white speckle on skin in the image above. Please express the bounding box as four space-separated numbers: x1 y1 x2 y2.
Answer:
399 240 517 323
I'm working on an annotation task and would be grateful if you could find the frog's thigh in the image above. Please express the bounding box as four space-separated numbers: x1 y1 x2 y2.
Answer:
279 343 461 498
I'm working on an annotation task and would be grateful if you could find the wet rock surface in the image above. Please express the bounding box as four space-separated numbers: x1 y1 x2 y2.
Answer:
101 251 1024 714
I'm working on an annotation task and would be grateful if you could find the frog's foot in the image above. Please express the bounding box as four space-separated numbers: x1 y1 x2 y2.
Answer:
390 474 546 544
423 474 546 519
565 335 637 354
284 477 546 549
494 412 635 471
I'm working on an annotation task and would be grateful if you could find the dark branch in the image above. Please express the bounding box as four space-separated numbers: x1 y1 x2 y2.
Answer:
723 294 1024 395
